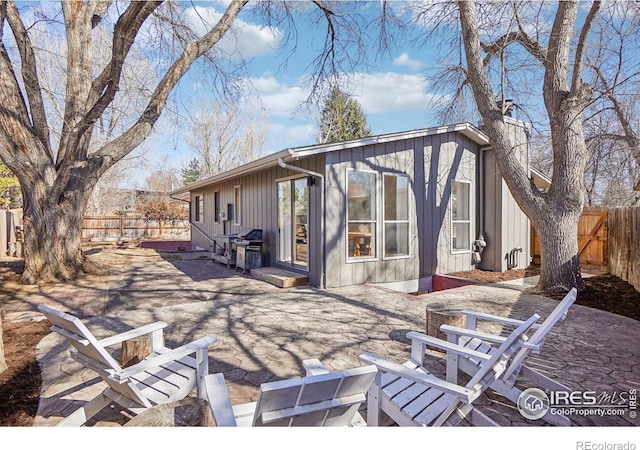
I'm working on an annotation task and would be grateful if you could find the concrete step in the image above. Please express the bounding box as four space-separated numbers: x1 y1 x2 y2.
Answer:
251 267 308 288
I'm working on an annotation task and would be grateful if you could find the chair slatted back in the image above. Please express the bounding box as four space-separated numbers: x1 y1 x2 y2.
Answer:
503 288 577 382
38 305 123 375
252 365 377 427
465 313 539 394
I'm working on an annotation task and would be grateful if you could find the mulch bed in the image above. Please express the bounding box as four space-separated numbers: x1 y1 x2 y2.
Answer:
449 265 640 322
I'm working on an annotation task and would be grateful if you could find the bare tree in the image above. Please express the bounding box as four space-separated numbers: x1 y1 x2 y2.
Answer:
184 100 269 179
0 0 364 284
584 1 640 205
454 0 603 292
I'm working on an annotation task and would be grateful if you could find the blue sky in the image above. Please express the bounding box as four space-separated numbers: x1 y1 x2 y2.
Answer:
151 1 448 174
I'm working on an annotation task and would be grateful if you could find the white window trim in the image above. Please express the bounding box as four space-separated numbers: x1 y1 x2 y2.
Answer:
451 179 472 254
346 168 378 263
382 173 411 261
275 176 309 271
234 185 242 226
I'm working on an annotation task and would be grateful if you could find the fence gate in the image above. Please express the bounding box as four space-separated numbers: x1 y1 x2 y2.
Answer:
531 207 608 271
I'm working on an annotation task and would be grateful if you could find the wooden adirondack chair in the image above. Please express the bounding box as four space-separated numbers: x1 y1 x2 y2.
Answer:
359 313 540 427
438 287 577 426
38 305 217 426
204 359 377 427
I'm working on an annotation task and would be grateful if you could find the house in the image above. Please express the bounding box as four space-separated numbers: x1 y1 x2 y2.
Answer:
171 117 544 292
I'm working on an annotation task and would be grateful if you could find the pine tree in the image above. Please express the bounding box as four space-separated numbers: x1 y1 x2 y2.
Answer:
181 158 202 185
318 87 371 144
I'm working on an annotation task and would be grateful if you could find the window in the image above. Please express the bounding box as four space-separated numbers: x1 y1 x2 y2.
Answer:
451 181 471 252
234 185 241 226
384 174 410 258
194 195 203 223
214 191 220 223
347 171 376 259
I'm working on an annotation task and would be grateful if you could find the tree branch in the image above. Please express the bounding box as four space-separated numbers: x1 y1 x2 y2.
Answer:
92 0 249 172
570 1 601 94
5 0 51 156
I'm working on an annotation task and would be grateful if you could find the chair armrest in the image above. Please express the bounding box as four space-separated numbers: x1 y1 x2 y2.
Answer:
115 336 217 381
204 373 238 427
359 352 474 402
98 321 168 347
303 359 330 376
441 325 542 352
441 325 509 345
461 310 530 328
407 331 492 362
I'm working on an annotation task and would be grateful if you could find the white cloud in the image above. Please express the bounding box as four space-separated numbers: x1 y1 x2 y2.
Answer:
249 76 310 118
184 6 282 58
393 53 423 71
267 123 318 150
347 72 440 114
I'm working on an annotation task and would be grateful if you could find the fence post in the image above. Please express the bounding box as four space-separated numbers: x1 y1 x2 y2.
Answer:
120 215 124 238
159 219 163 237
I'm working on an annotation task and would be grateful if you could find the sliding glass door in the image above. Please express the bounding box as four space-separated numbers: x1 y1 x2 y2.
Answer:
277 177 308 269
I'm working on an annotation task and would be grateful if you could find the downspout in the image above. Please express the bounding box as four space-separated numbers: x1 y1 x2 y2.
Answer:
278 157 326 289
472 146 490 265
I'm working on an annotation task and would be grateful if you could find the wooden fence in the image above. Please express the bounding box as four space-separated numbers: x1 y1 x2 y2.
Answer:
608 207 640 291
531 207 609 271
82 216 190 241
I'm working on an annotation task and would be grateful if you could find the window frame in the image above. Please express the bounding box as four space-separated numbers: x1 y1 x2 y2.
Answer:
194 195 204 223
234 185 242 226
382 173 411 260
450 179 472 254
346 168 378 263
214 191 220 223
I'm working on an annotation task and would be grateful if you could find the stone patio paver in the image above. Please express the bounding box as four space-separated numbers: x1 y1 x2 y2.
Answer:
4 248 636 427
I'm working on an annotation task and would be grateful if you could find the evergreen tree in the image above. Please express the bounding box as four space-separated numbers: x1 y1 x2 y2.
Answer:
181 158 202 185
318 87 371 143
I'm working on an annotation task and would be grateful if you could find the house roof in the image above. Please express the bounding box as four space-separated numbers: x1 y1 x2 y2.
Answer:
531 166 552 190
171 123 490 196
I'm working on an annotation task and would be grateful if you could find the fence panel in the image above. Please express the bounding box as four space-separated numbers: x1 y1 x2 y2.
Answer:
82 216 189 241
608 207 640 291
531 207 608 271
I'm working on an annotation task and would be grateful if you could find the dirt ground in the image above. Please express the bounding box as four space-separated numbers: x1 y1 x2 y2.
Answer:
0 254 639 427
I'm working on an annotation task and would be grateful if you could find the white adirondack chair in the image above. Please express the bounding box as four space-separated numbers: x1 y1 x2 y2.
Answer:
359 313 540 427
38 305 217 426
204 359 377 426
439 287 577 426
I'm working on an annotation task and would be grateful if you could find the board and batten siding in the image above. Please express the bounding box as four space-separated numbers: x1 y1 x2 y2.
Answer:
479 119 531 272
189 155 325 286
324 132 483 290
324 140 419 289
422 134 479 277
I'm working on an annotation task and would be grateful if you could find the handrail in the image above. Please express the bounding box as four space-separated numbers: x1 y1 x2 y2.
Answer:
190 221 215 249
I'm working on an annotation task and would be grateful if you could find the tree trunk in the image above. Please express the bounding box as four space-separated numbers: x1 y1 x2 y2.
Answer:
533 211 584 292
20 185 89 284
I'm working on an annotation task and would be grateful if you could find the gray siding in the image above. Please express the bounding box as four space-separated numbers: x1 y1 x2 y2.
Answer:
324 133 481 289
422 134 478 276
190 155 325 286
325 140 419 289
479 118 531 271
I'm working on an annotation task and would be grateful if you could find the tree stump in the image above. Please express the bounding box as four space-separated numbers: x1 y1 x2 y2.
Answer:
121 337 151 367
426 307 466 343
124 397 215 427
